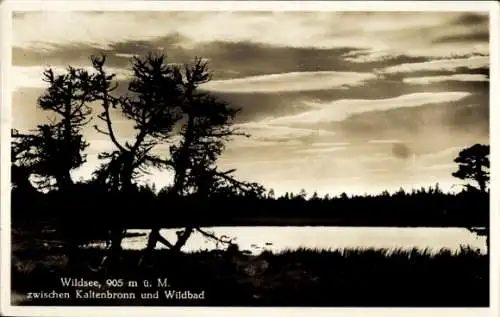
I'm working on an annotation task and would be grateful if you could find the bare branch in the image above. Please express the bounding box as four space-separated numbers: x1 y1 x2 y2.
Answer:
196 228 234 245
93 125 110 136
99 101 126 153
156 233 175 249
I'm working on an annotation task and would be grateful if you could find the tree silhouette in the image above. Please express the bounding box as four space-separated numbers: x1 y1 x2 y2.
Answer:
452 144 490 192
140 57 265 262
11 66 94 192
452 144 490 251
81 53 263 267
90 54 180 192
11 130 41 193
87 54 183 264
10 66 96 270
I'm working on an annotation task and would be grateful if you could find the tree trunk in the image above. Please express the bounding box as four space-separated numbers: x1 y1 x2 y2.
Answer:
56 170 78 269
57 171 74 193
11 166 37 194
139 226 193 266
486 228 489 252
478 177 486 193
141 115 196 264
171 227 194 253
475 164 486 192
139 226 161 266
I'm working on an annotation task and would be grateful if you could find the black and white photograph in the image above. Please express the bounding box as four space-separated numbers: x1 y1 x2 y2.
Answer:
1 1 499 316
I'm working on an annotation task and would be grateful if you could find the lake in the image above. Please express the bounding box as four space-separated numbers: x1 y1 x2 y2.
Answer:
114 226 488 255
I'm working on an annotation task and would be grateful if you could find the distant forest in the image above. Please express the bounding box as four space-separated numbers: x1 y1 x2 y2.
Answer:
12 182 489 229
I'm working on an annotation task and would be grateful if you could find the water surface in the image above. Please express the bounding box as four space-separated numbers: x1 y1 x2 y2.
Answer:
118 226 487 255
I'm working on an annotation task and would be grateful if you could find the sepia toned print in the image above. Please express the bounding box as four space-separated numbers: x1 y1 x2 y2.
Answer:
1 2 498 316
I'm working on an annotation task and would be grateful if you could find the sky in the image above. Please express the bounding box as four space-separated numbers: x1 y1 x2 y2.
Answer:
10 10 490 196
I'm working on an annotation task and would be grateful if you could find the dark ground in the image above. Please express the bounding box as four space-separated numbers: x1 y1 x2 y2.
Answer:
11 226 489 307
10 187 490 307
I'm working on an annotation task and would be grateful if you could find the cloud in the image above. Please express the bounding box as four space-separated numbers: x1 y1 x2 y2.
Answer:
234 122 335 144
431 13 489 45
311 142 351 147
391 143 413 160
343 50 429 64
201 71 377 93
403 74 489 85
263 92 472 125
13 11 187 51
418 163 456 171
191 42 366 79
452 12 489 26
433 32 489 44
13 11 489 60
13 38 434 84
295 147 347 154
115 53 138 59
222 122 345 156
368 139 402 144
380 56 489 74
11 65 132 91
208 72 487 124
12 11 358 51
419 146 464 162
334 99 488 143
10 10 490 195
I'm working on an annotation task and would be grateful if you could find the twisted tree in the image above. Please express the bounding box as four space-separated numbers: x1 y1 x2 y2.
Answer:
452 143 490 252
140 57 265 264
11 66 94 191
85 54 263 266
10 66 96 268
88 54 183 264
452 143 490 192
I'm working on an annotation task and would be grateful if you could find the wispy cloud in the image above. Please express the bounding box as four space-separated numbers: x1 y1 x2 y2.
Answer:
201 71 376 93
368 139 402 144
380 56 489 74
418 146 464 162
417 163 455 171
295 147 347 154
235 122 335 143
402 74 489 85
343 50 412 63
13 11 183 51
12 65 131 91
263 92 472 125
14 11 489 59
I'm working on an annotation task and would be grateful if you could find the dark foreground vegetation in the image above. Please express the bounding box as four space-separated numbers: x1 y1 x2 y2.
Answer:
12 240 489 307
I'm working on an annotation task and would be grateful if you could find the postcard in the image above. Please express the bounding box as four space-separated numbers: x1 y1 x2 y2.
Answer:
1 1 499 317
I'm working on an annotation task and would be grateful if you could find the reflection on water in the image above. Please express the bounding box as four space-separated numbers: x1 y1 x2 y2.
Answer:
115 226 488 255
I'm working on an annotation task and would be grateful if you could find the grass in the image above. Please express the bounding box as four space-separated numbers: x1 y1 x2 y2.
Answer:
11 241 488 307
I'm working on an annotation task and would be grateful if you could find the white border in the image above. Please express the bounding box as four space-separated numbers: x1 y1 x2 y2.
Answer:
1 1 499 317
489 3 500 317
0 0 496 12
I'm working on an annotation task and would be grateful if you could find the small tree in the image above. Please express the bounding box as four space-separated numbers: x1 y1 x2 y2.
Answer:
452 144 490 252
11 67 94 192
452 144 490 192
11 66 96 270
11 129 42 193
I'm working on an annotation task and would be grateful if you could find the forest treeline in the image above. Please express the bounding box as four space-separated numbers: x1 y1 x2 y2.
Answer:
12 183 489 228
